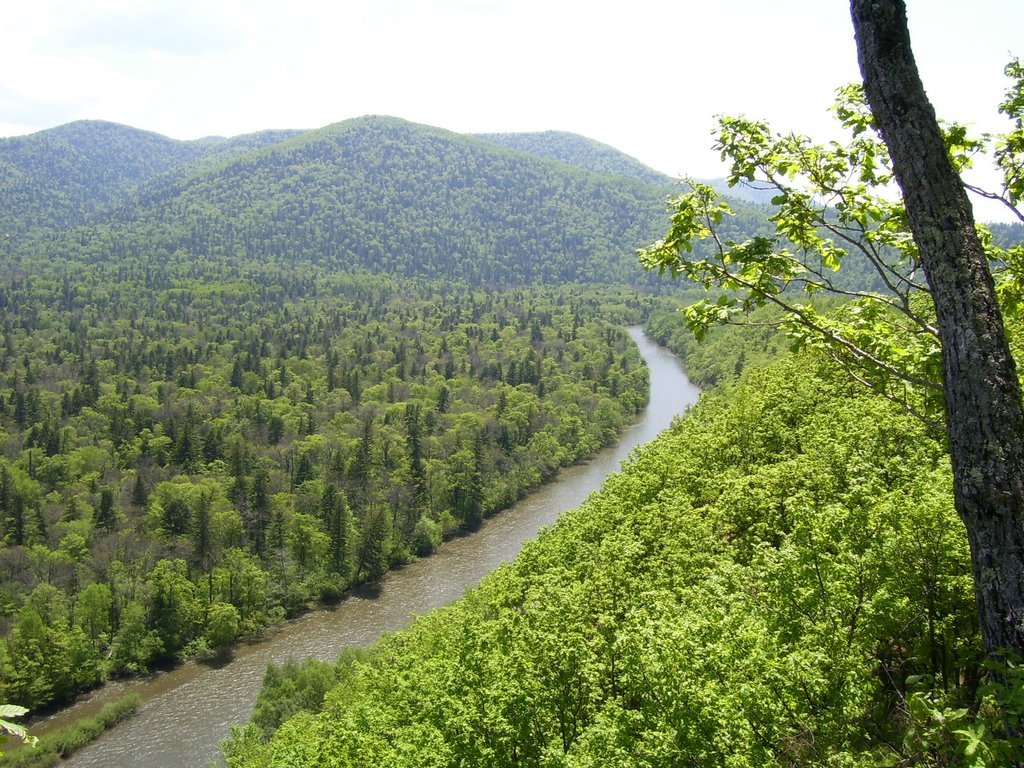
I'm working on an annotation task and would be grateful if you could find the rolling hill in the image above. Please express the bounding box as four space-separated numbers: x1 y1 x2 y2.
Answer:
16 116 692 286
0 116 784 287
476 130 676 186
0 120 301 236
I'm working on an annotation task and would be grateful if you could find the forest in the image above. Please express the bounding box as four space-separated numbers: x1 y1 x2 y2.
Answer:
0 119 701 716
224 36 1024 768
0 269 656 710
222 316 990 767
4 17 1024 764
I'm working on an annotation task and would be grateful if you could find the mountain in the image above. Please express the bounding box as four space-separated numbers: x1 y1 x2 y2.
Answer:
0 120 302 236
471 133 784 237
48 116 689 286
477 130 675 186
472 132 781 211
2 116 778 287
1 115 691 715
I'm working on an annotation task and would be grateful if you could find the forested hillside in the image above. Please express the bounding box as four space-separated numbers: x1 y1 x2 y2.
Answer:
0 115 735 715
0 121 300 237
222 330 1001 767
0 116 779 290
1 112 892 749
67 117 676 285
476 131 674 185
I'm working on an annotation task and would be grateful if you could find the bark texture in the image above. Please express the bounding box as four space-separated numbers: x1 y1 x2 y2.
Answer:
851 0 1024 661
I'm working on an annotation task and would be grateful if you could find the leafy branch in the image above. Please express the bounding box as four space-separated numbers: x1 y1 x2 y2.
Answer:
640 72 1024 429
0 704 36 756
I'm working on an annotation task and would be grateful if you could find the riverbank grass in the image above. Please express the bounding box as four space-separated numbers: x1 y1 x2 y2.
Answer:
0 695 141 768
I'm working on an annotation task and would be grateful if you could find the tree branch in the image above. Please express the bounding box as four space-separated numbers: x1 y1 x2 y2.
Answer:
963 183 1024 224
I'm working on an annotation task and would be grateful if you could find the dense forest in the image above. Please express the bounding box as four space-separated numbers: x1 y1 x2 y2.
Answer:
223 43 1024 768
0 119 713 715
4 60 1023 764
0 269 655 711
0 121 302 237
220 318 1000 766
2 117 703 287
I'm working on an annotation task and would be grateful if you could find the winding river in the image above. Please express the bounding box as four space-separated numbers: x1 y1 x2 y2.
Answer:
35 327 699 767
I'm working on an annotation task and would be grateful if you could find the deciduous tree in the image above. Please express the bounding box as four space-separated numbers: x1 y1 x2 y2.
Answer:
642 0 1024 665
851 0 1024 668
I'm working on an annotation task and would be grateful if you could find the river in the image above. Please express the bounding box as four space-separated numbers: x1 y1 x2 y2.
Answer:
35 327 699 767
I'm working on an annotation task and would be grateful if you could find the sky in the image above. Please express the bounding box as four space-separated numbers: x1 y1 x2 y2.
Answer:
1 0 1022 213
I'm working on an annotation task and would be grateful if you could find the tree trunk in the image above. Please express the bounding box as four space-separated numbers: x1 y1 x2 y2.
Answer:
851 0 1024 662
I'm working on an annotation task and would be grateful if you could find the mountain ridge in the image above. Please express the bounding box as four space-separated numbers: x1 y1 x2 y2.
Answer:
476 129 676 186
0 119 304 236
21 115 691 286
1 115 777 288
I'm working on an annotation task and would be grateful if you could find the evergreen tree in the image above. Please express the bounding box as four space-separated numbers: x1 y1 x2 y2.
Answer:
161 497 190 537
327 490 353 580
131 471 148 508
248 469 271 555
357 507 392 583
192 492 212 568
94 487 117 530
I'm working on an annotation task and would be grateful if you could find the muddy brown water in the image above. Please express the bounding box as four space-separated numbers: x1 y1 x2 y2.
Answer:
31 327 699 767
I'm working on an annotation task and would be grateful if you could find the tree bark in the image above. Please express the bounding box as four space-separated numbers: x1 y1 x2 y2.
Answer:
851 0 1024 663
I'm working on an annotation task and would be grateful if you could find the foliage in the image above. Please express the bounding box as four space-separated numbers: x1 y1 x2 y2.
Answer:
896 661 1024 767
645 302 792 387
223 345 995 766
639 66 1024 428
0 250 660 710
255 652 365 735
0 705 33 759
0 694 139 767
0 121 301 238
991 58 1024 211
0 116 727 288
1 113 705 710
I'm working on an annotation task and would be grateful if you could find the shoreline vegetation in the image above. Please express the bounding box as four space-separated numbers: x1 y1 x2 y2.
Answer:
10 321 660 749
0 276 660 716
0 694 140 767
219 313 994 766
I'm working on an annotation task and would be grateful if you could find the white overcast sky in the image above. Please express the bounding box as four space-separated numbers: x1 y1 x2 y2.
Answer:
1 0 1021 190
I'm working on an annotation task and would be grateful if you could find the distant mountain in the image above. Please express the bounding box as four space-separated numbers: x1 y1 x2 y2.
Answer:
50 116 694 285
477 130 675 186
0 120 302 235
2 116 776 287
472 132 780 212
